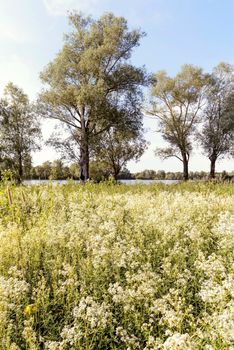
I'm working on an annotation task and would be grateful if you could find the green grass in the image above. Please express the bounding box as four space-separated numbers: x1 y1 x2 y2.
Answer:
0 182 233 349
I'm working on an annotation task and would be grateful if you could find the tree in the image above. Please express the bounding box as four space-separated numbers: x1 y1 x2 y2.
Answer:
118 167 133 179
89 160 111 182
50 160 64 180
69 163 80 179
40 161 52 179
149 65 208 180
135 169 156 179
46 129 81 165
94 127 147 180
39 12 148 181
156 170 166 180
0 83 41 182
199 63 234 178
23 154 33 179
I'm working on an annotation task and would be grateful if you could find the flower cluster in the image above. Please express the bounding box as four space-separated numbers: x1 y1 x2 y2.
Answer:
0 182 233 349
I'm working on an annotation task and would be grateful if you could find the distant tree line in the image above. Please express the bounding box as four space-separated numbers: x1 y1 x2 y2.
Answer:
134 169 234 181
0 12 233 183
4 158 232 183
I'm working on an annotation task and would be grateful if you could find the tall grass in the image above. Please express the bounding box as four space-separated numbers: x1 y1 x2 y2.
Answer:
0 182 233 349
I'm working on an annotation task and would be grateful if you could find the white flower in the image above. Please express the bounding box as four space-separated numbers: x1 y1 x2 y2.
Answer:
163 333 195 350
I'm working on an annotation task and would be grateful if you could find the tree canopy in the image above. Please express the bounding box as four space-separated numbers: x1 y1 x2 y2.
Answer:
199 62 234 178
39 12 149 180
93 127 147 180
149 65 209 180
0 83 41 182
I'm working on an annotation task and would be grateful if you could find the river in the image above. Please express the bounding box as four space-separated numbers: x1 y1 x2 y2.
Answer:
23 179 181 185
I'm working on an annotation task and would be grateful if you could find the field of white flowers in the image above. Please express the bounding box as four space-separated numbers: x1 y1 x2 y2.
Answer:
0 182 233 349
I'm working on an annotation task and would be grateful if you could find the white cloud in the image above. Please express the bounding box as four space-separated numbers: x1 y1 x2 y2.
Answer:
43 0 106 15
0 55 41 101
43 0 171 31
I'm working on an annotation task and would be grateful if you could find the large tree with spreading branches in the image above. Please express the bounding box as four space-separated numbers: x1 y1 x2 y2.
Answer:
39 12 149 181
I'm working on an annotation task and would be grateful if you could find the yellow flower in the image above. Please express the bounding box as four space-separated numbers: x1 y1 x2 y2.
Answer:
24 304 37 316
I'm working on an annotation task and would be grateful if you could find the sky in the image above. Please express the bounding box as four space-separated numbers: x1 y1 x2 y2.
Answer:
0 0 234 172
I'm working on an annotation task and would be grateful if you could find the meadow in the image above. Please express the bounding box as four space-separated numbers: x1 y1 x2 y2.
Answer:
0 181 233 350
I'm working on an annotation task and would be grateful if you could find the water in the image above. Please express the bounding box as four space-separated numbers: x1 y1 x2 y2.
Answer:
23 179 74 185
119 179 181 185
23 179 181 185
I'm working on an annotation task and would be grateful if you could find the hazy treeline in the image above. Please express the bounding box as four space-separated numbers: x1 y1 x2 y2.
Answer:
134 169 234 181
4 157 232 182
0 12 233 183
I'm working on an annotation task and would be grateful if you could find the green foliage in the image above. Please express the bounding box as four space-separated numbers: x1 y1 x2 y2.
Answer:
0 83 41 182
89 160 111 182
39 12 148 180
93 127 147 180
198 62 234 178
150 65 209 180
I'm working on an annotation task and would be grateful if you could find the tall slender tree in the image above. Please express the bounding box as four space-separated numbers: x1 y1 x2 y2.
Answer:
0 83 41 182
39 12 148 181
149 65 208 180
199 63 234 178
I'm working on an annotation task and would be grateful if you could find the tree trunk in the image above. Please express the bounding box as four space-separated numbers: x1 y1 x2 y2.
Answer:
112 162 120 183
80 144 89 182
17 152 23 184
182 154 189 181
113 170 118 182
209 157 216 179
79 112 90 182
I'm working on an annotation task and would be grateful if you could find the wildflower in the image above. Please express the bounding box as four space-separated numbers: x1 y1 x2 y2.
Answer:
24 304 37 317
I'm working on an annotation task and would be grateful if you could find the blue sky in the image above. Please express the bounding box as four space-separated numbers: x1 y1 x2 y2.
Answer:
0 0 233 172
